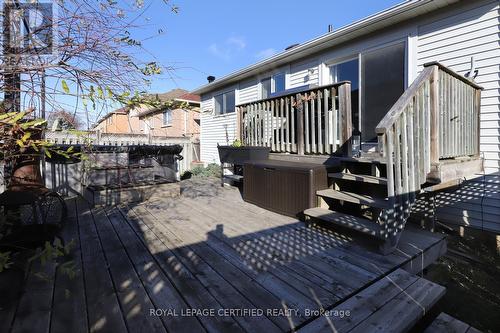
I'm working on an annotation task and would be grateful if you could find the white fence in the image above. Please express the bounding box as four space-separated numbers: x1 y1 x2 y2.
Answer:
44 131 198 174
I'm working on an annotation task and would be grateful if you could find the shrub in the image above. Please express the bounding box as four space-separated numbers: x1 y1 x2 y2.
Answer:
182 163 221 179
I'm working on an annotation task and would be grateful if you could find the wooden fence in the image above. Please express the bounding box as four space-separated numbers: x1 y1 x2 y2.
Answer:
237 82 352 156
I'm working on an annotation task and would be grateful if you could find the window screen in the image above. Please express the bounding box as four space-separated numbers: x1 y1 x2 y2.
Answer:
261 78 271 99
361 42 405 142
214 91 235 115
163 110 172 125
224 91 235 114
273 73 286 93
214 94 223 115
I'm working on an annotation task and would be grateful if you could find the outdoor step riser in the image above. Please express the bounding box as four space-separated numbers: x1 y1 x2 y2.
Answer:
328 173 388 186
304 208 383 239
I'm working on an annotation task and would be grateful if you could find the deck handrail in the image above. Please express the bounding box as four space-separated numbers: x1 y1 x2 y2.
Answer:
375 63 482 249
375 66 435 135
236 81 351 108
237 81 352 156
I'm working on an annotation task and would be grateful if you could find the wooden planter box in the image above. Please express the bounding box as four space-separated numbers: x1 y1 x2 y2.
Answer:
217 146 270 165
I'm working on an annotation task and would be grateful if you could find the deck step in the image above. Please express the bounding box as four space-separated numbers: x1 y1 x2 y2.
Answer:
424 313 482 333
298 269 446 333
317 189 389 209
223 174 243 182
304 207 382 238
328 172 387 185
345 274 445 333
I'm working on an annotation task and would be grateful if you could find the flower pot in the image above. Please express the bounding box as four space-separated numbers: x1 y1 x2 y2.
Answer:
217 146 270 165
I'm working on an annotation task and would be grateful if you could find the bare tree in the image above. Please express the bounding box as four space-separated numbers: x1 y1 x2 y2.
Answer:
1 0 178 122
0 0 179 178
0 0 180 272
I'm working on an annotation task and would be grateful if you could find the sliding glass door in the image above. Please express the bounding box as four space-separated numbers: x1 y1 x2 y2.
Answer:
329 58 360 133
361 42 406 142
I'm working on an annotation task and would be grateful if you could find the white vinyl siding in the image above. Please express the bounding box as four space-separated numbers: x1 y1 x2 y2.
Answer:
200 112 238 164
238 79 259 104
289 60 320 88
416 0 500 173
414 0 500 233
198 0 500 233
201 94 214 113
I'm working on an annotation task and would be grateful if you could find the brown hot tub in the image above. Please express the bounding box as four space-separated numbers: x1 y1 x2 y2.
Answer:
243 160 331 218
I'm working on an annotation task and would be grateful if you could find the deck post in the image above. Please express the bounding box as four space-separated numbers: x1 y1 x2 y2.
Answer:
236 107 242 142
296 93 305 155
429 65 440 165
474 88 481 158
338 82 352 157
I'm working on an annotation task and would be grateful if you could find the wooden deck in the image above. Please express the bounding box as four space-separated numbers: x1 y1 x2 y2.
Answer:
0 178 447 333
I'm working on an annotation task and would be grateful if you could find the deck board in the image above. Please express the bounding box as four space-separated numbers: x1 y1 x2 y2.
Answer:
2 178 447 333
50 198 88 333
91 207 167 333
119 205 280 333
76 199 129 333
424 313 473 333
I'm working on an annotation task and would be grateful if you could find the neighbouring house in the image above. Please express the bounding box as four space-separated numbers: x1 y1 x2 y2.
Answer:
93 89 201 140
93 107 137 134
192 0 500 235
134 89 201 139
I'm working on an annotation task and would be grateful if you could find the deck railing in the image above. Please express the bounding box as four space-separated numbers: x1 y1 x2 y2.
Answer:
237 81 352 156
375 62 482 245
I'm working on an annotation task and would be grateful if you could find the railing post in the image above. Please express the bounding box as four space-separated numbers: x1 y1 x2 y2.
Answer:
236 106 242 142
429 65 440 164
338 82 352 157
296 93 305 155
474 88 481 157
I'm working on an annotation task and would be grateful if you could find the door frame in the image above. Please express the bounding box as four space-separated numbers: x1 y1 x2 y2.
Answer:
322 37 410 143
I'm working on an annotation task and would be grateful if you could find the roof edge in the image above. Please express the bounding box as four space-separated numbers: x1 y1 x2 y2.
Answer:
192 0 445 95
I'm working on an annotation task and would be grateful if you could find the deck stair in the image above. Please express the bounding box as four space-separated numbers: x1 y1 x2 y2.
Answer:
305 162 398 253
299 268 446 333
424 313 482 333
305 63 483 254
328 172 387 185
239 62 483 254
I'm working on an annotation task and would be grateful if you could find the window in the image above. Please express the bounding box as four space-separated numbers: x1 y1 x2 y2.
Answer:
163 109 172 126
143 116 154 132
261 77 271 99
329 59 359 89
261 72 286 99
214 90 235 115
273 72 285 93
329 58 360 134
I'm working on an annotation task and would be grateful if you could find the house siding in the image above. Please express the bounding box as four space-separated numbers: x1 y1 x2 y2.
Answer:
289 59 320 88
416 0 500 173
238 79 259 104
414 0 500 233
200 112 237 164
198 0 500 232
